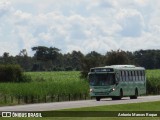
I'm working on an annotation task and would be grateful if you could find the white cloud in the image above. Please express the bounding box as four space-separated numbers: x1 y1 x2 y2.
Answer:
0 1 11 17
0 0 160 56
116 8 145 37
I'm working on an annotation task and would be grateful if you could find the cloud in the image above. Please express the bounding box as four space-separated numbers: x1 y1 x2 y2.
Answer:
116 8 145 37
0 0 160 56
0 1 11 17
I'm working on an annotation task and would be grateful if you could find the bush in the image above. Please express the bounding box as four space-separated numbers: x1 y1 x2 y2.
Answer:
0 65 31 82
146 76 160 94
65 66 73 71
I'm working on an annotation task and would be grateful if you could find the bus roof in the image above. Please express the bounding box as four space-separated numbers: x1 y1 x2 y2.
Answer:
109 65 144 69
90 65 145 72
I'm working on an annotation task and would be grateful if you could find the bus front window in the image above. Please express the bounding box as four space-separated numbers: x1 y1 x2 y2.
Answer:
89 73 115 86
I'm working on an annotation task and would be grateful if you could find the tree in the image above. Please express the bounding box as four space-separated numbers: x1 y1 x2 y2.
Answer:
16 49 33 71
2 52 16 64
81 51 104 78
70 51 84 70
32 46 49 61
3 52 9 64
133 49 160 69
105 50 130 65
63 51 84 71
32 46 60 71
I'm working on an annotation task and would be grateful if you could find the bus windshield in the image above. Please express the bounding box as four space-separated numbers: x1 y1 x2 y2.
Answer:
89 73 116 86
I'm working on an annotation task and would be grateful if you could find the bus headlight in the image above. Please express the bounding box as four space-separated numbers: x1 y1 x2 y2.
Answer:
90 89 93 92
112 88 115 91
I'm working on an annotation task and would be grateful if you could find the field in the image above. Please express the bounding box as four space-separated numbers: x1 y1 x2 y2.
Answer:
0 71 89 105
0 70 160 106
146 70 160 94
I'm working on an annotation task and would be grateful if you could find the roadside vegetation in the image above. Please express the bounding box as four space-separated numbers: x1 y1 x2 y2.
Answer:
0 70 160 106
146 70 160 95
62 101 160 111
0 71 89 106
0 71 88 97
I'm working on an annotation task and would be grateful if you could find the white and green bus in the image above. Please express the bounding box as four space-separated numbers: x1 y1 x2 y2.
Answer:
88 65 146 101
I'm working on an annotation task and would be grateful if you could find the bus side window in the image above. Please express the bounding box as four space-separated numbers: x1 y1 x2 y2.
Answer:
126 71 129 81
140 71 143 81
122 71 124 81
120 71 122 81
128 71 130 81
124 71 127 81
137 71 139 81
131 71 133 81
132 71 134 81
123 71 126 81
130 71 132 81
135 71 137 81
142 70 144 81
139 71 141 81
137 71 140 81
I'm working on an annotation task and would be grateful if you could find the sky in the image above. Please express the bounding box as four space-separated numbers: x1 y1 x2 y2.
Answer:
0 0 160 56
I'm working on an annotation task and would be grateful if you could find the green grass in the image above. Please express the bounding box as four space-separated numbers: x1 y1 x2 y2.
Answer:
1 101 160 120
0 70 160 97
146 70 160 94
0 71 89 106
62 101 160 111
0 71 89 96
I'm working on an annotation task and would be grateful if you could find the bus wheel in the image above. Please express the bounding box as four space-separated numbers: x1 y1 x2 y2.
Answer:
134 89 138 99
130 89 138 99
112 97 118 100
113 90 123 100
96 97 101 101
118 89 123 100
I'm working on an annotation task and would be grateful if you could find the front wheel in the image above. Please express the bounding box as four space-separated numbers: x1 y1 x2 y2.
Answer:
118 89 123 100
112 97 119 100
112 89 123 100
96 97 101 101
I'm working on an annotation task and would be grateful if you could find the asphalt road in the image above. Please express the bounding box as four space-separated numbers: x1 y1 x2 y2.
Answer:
0 95 160 111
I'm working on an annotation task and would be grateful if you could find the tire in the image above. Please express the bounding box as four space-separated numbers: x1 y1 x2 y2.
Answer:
130 89 138 99
112 97 118 100
120 89 123 98
118 89 123 100
112 89 123 100
96 97 101 101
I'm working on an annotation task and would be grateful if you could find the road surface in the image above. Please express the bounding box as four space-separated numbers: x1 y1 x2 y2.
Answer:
0 95 160 111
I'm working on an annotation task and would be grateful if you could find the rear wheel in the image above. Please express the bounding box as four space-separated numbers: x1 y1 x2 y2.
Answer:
96 97 101 101
130 89 138 99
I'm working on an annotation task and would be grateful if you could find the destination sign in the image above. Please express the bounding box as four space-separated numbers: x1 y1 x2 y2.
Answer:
90 68 114 72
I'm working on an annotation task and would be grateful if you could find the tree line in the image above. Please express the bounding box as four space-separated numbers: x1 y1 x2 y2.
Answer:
1 46 160 77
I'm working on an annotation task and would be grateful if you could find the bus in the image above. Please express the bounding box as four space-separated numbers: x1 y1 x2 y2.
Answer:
88 65 146 101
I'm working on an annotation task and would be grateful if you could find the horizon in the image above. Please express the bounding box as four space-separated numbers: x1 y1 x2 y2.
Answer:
1 46 160 57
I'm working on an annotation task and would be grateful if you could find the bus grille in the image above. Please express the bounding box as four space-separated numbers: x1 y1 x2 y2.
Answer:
95 92 108 95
